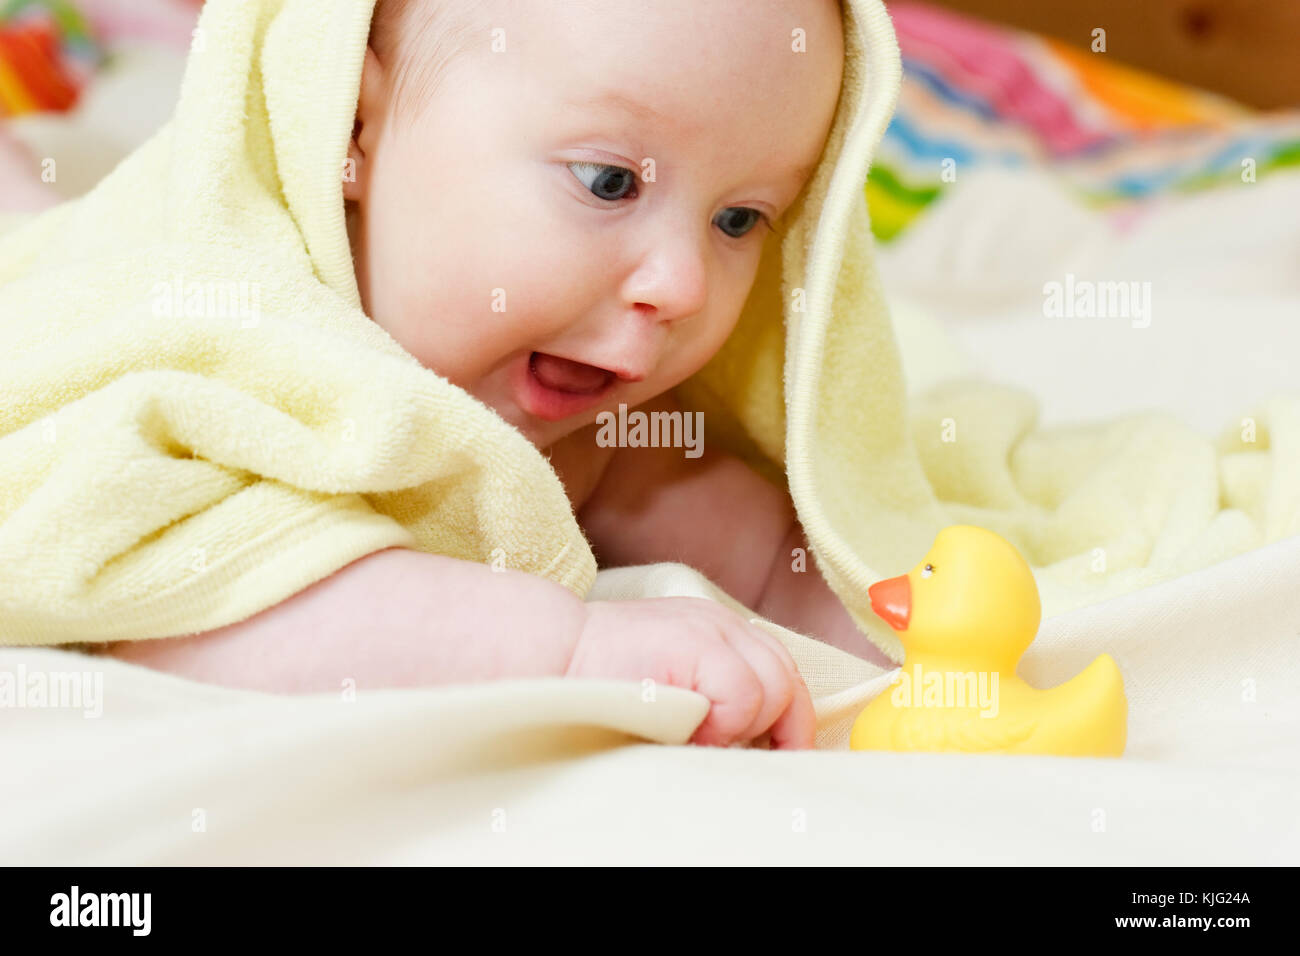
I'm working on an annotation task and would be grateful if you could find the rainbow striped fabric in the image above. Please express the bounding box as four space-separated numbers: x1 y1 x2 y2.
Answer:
869 2 1300 241
4 0 1298 236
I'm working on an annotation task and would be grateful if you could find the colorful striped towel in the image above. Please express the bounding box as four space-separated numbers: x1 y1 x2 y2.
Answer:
0 0 100 115
868 1 1300 240
0 0 207 116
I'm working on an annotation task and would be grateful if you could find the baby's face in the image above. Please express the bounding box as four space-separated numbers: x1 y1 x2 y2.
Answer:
346 0 843 449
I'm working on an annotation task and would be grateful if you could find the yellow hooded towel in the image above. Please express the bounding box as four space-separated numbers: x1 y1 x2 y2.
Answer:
1 0 1298 668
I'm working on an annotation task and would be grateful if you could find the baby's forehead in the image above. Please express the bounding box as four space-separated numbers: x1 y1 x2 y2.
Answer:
382 0 841 175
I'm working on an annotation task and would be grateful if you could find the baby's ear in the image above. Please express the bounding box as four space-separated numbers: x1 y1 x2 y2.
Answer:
344 47 388 201
342 121 364 201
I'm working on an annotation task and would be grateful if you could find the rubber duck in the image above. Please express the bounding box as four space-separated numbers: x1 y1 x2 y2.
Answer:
850 525 1127 756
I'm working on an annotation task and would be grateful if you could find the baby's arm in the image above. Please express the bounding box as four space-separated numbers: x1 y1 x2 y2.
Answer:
104 542 815 748
578 392 893 667
104 547 586 692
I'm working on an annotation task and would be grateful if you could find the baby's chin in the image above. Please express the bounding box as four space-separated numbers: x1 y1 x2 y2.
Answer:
463 377 563 450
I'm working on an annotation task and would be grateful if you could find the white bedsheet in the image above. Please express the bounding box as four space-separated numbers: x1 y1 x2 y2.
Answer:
2 532 1297 864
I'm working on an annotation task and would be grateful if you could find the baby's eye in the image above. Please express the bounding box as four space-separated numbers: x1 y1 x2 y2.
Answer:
713 206 767 239
569 162 638 201
567 161 772 239
921 563 934 578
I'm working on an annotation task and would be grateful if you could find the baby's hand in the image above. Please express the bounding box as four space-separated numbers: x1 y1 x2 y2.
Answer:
568 597 816 749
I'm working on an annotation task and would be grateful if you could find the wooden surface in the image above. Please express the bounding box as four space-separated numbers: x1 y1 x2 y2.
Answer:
905 0 1300 109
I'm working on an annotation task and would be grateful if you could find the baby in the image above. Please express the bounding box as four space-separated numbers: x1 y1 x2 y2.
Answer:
97 0 890 749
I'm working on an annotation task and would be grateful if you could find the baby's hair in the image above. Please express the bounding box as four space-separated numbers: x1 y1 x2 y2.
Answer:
369 0 483 122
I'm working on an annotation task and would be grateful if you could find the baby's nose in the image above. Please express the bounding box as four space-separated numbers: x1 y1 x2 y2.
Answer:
625 239 709 322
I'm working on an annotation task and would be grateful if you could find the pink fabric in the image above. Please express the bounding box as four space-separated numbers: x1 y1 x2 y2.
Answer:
76 0 201 51
889 1 1111 155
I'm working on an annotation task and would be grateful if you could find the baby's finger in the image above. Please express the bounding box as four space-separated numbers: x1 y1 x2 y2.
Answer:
719 625 804 746
742 619 816 750
743 618 804 678
686 647 766 747
761 673 817 749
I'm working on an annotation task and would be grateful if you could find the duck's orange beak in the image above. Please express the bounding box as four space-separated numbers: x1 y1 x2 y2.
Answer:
869 574 911 631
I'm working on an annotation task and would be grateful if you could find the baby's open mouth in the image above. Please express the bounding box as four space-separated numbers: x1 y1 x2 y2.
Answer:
516 351 620 423
529 352 615 394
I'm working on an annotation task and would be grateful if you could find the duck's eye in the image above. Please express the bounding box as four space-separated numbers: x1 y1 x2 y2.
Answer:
921 563 934 578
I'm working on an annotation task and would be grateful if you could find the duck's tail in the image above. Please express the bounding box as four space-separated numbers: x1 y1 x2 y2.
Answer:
1042 653 1128 756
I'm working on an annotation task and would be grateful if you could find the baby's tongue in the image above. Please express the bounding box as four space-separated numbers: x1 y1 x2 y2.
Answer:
531 352 613 393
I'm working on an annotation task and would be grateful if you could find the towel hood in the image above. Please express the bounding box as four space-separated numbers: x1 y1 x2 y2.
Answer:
249 0 928 653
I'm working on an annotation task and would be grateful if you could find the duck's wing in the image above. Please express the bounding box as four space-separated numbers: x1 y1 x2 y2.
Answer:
892 709 1039 753
953 711 1038 752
